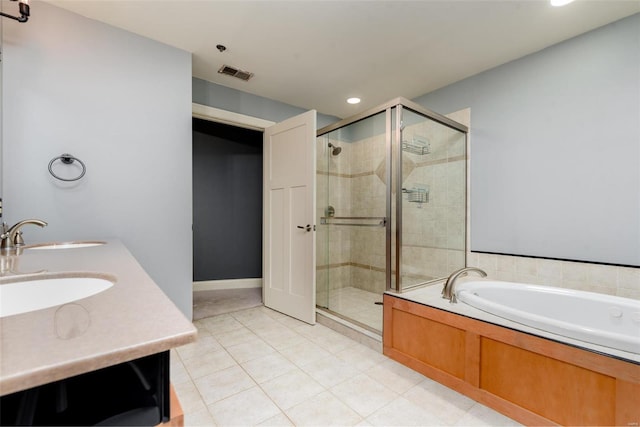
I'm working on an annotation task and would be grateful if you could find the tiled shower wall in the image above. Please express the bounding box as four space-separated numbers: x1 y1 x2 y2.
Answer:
348 134 387 293
400 113 467 286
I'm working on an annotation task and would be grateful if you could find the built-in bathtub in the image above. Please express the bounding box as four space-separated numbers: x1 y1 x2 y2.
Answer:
456 280 640 355
383 282 640 426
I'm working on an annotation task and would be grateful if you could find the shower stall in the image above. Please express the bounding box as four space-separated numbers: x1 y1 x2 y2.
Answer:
316 98 468 334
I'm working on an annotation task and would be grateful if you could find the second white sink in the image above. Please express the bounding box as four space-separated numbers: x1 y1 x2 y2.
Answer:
0 273 115 318
25 241 106 250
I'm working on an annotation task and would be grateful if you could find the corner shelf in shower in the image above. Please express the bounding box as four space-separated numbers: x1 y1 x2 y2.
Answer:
402 136 430 155
402 187 429 204
320 216 387 227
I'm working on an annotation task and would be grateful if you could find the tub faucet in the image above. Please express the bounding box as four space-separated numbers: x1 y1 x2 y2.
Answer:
442 267 487 303
1 219 48 251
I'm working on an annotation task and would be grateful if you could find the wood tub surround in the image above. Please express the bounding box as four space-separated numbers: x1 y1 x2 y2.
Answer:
383 294 640 426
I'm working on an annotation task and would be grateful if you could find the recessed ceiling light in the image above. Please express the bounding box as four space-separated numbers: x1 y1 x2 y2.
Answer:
550 0 575 6
347 97 361 104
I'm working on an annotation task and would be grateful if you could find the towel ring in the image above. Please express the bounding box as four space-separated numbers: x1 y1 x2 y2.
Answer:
48 154 86 182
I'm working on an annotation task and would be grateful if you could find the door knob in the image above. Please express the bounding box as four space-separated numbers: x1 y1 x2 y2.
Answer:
297 224 312 232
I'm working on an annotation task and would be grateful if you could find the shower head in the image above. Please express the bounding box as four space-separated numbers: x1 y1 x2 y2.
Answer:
328 142 342 156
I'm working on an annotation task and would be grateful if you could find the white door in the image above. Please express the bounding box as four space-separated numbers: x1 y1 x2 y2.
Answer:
263 110 317 324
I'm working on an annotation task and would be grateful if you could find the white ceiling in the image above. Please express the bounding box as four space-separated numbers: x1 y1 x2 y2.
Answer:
45 0 640 118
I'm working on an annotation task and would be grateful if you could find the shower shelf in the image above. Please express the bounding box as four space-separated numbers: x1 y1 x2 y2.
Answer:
402 136 430 155
402 187 429 204
320 216 386 227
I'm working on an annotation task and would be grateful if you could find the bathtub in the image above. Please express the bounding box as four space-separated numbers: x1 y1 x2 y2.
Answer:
455 280 640 354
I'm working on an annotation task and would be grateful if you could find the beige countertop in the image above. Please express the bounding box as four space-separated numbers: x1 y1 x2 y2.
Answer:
0 239 197 396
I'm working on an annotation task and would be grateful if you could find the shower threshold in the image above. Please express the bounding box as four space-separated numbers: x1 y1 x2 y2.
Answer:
316 307 382 352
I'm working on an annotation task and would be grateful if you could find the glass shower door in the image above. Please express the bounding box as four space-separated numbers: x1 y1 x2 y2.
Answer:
316 111 388 332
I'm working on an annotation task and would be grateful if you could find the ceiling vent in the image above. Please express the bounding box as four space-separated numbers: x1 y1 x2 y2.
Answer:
217 65 254 81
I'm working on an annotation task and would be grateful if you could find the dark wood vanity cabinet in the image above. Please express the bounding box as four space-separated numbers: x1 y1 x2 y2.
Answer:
0 351 170 426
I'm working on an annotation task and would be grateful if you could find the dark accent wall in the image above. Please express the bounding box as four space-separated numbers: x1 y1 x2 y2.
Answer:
193 118 263 281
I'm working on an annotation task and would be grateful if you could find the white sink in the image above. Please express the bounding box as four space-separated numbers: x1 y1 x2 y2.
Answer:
0 274 115 318
25 241 106 250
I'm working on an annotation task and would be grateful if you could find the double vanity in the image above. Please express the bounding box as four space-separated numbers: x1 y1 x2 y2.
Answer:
0 236 197 425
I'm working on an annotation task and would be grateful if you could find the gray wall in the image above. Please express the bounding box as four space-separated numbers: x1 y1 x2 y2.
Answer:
193 77 340 129
2 2 194 317
414 13 640 267
193 119 262 281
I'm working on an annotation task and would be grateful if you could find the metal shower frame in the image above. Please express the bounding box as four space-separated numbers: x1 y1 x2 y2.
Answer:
317 97 469 293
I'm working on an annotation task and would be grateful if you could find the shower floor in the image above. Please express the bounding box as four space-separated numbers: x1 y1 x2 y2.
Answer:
317 286 383 332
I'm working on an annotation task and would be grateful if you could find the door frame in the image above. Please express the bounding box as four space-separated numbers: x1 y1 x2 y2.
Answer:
191 103 275 293
192 103 275 131
192 103 317 323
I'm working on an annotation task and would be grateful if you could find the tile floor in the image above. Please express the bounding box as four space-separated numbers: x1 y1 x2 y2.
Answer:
193 288 263 321
171 305 521 426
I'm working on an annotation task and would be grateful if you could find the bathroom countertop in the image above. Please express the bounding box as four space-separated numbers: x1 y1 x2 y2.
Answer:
0 239 197 396
387 281 640 364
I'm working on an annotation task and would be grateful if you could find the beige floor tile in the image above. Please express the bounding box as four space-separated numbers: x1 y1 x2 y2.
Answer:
199 314 245 335
176 334 223 362
335 344 388 372
403 378 476 425
184 349 237 380
191 320 214 336
225 339 276 363
215 327 261 348
257 412 294 426
261 369 326 410
329 373 398 418
454 403 523 426
299 354 361 388
302 326 359 354
208 386 281 426
255 328 310 351
274 313 310 329
173 380 207 415
183 407 217 426
179 305 521 427
247 319 291 337
232 308 280 328
193 288 263 321
286 391 362 426
278 339 332 368
365 358 426 394
365 396 447 426
259 306 289 319
194 365 256 405
240 353 298 384
169 356 191 385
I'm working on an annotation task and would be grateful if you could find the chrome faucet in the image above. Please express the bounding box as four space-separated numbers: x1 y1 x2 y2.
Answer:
442 267 487 303
1 219 48 251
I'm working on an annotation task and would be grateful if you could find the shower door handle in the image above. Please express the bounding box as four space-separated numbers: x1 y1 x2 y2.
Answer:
297 224 312 232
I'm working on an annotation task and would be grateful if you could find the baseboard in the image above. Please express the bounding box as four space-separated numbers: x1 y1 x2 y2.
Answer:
193 278 263 292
